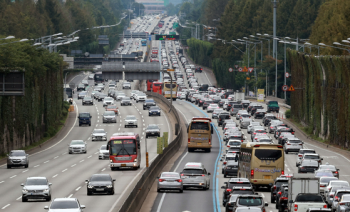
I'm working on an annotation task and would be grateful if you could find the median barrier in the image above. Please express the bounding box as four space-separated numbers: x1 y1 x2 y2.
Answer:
117 92 182 212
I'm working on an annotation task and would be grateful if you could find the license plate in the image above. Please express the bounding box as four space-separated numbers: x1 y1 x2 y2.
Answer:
96 188 104 191
263 175 272 179
197 143 202 145
167 180 174 182
121 164 126 167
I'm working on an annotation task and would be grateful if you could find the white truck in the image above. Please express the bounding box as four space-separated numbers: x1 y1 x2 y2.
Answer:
234 91 245 103
288 174 327 212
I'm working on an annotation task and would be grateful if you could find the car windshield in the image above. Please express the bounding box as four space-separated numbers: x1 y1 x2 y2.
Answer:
182 169 204 174
150 106 160 110
315 172 333 177
229 141 241 146
122 97 130 101
295 194 323 202
50 201 79 209
79 92 87 95
84 97 92 100
71 140 84 145
161 173 179 178
145 100 154 103
320 177 338 183
79 113 90 118
10 151 26 156
232 190 254 194
105 97 113 101
26 178 47 185
147 125 159 130
104 111 115 116
331 181 349 186
126 116 136 120
107 105 117 109
320 165 336 171
91 175 111 181
93 129 105 133
301 161 318 166
100 145 107 150
304 155 320 159
238 197 262 206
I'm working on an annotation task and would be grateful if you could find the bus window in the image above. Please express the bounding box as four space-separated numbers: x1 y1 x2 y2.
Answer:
254 149 282 161
191 122 209 130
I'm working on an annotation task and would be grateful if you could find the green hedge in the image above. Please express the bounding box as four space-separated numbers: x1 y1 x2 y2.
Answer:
287 49 350 148
0 42 65 155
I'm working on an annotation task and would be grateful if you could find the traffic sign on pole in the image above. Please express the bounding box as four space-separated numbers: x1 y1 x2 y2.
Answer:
246 77 250 80
229 67 233 72
288 85 295 91
243 66 248 72
282 85 289 91
238 67 243 72
285 72 290 78
234 65 239 69
248 67 254 73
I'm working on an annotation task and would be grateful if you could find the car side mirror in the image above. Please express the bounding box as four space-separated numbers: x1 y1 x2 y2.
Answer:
85 180 89 183
221 186 226 189
321 158 323 160
90 116 92 118
21 183 24 186
265 202 268 206
44 206 49 210
113 179 116 181
255 192 259 195
80 205 86 209
220 159 223 161
49 183 52 186
208 172 211 175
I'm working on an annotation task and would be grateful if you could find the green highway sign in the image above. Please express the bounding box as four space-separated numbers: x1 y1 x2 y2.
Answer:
155 35 179 40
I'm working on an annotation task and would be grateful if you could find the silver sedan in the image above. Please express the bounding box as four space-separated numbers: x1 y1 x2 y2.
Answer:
157 172 183 193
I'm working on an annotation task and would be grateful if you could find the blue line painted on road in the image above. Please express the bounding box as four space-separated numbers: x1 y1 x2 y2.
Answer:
181 100 222 212
158 43 162 82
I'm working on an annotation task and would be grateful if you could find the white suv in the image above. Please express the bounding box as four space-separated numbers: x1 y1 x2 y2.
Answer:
103 97 114 107
124 115 138 128
135 93 146 103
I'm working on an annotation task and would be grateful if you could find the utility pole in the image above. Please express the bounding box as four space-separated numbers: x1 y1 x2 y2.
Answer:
272 0 278 58
275 41 278 97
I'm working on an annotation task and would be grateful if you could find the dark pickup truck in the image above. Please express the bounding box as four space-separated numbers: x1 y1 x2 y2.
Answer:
267 101 280 113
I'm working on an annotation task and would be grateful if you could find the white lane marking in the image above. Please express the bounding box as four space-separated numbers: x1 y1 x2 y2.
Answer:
71 164 76 167
22 170 28 173
44 161 50 163
16 196 21 200
80 160 84 163
10 175 16 179
261 193 265 198
62 169 68 172
157 193 166 212
96 124 98 127
67 194 73 198
174 152 189 172
88 137 91 140
0 181 4 184
118 128 120 131
34 165 40 168
76 186 81 191
88 155 92 158
2 204 10 209
52 174 58 178
62 152 67 155
287 168 291 172
102 168 106 171
54 156 59 159
94 152 98 154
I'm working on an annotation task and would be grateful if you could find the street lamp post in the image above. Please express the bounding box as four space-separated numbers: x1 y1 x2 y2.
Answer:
256 33 271 56
274 37 279 97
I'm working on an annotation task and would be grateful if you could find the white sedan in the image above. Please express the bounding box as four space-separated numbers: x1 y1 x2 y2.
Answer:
207 104 219 113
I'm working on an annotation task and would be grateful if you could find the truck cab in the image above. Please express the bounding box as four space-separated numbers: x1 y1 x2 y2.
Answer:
267 100 280 113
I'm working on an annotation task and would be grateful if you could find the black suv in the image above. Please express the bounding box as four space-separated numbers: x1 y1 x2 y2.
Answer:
143 99 156 110
77 83 85 91
250 104 264 115
221 178 252 206
270 177 289 203
195 67 203 73
222 160 238 178
218 112 230 127
262 114 278 126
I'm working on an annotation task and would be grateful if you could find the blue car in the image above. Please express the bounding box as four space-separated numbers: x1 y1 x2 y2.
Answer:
78 112 92 126
149 106 161 116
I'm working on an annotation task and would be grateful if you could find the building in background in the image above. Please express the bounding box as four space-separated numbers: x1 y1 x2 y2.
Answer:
136 0 165 14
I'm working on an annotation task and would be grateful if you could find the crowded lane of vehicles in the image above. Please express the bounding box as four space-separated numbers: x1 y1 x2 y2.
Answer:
150 36 350 212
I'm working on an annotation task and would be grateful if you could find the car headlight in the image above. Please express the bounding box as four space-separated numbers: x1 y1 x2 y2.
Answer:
44 189 49 193
110 160 113 162
134 159 137 162
22 189 28 193
88 185 94 189
107 185 113 188
69 147 73 149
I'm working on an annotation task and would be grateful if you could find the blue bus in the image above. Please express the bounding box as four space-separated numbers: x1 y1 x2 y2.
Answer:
141 39 147 46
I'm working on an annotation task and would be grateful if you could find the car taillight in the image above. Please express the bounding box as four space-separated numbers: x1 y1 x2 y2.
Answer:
278 191 282 195
323 204 327 208
294 204 298 211
298 154 302 157
270 127 273 128
340 203 346 205
251 169 254 178
209 139 211 145
281 197 288 200
287 143 291 145
320 185 326 187
254 133 256 135
159 179 165 182
330 194 334 198
188 139 190 144
281 170 284 175
227 145 230 147
335 196 339 201
292 132 295 134
273 185 277 190
223 161 227 165
241 140 243 142
335 171 338 174
176 179 182 182
226 188 232 192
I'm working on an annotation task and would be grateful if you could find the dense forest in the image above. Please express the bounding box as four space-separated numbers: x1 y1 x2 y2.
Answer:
0 0 128 54
178 0 332 99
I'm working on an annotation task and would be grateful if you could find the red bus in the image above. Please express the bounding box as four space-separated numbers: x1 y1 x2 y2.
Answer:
152 82 163 94
147 80 157 91
107 132 141 170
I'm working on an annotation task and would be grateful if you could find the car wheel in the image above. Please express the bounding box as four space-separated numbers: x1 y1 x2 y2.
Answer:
89 123 91 126
110 190 115 195
25 164 28 168
271 196 275 203
124 125 127 128
135 125 138 128
7 165 11 169
179 189 183 193
224 174 227 178
285 150 288 154
22 197 27 202
47 196 51 201
275 202 279 209
87 190 92 195
157 189 161 192
69 152 72 154
79 124 81 126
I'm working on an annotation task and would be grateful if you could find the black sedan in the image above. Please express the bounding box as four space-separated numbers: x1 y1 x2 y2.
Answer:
143 99 156 110
86 174 115 195
146 124 160 138
149 106 161 116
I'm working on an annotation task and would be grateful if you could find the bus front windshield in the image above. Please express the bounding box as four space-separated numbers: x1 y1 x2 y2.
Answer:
165 83 177 89
110 140 136 156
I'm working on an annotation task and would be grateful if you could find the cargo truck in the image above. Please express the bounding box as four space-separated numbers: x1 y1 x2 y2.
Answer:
234 91 245 103
288 174 324 212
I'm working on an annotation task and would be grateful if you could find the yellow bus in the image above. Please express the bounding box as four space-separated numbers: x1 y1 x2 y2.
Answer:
238 142 285 188
187 117 213 152
163 81 177 101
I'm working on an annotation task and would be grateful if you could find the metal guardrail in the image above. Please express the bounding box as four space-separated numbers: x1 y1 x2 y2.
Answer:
245 96 291 109
118 92 182 212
